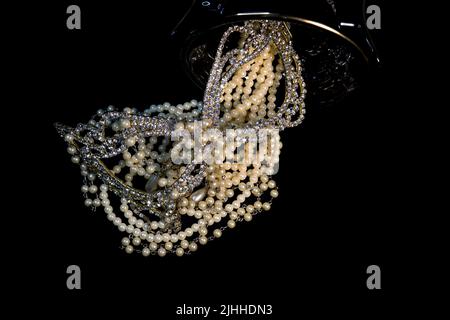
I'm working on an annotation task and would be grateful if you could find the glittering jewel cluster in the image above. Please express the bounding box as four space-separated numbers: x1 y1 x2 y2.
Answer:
56 20 306 257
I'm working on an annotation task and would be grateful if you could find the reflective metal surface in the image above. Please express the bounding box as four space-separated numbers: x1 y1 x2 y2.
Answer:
171 0 381 106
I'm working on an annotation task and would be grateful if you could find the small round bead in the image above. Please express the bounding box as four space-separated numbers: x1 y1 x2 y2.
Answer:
188 242 198 252
135 219 144 228
140 231 148 240
157 247 167 257
132 237 141 246
121 237 130 246
176 248 184 257
213 229 222 238
180 240 189 249
158 178 168 187
125 245 134 254
64 134 74 142
199 236 208 245
164 242 173 251
199 227 208 236
142 247 150 257
71 156 80 164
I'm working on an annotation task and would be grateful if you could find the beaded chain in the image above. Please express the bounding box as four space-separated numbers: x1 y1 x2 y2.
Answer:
56 20 306 257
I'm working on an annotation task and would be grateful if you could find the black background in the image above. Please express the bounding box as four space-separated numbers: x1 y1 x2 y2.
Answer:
14 0 420 316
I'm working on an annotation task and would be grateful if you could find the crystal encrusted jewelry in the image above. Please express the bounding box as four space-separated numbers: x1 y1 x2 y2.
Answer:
56 20 306 257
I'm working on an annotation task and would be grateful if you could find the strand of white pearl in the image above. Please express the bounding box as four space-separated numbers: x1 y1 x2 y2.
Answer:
80 164 279 257
221 44 284 125
75 45 284 256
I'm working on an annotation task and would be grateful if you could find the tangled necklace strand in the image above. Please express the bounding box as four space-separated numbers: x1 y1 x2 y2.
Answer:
56 20 306 257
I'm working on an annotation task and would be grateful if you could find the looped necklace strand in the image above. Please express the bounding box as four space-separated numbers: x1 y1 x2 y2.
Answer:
56 20 306 257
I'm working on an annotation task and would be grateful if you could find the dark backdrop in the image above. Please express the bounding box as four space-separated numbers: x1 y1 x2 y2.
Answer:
17 0 409 316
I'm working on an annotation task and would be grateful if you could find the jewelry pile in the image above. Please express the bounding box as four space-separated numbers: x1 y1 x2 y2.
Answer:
56 21 306 256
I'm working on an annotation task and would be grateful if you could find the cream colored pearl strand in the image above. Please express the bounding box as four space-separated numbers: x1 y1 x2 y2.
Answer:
76 43 285 257
80 159 279 257
220 43 284 126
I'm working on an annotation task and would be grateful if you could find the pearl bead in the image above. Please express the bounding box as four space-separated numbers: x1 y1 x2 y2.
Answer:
164 242 173 251
199 236 208 245
136 219 144 228
199 227 208 236
244 213 253 221
157 178 167 187
149 242 158 251
84 199 92 207
124 210 132 218
162 233 171 243
176 248 184 257
180 240 189 249
140 231 148 240
188 242 198 252
157 247 167 257
64 134 74 142
125 245 134 254
121 237 130 246
71 156 80 164
142 247 150 257
267 180 276 188
150 221 158 230
132 237 141 246
227 220 236 228
270 189 279 198
213 229 222 238
125 137 136 147
171 234 179 243
154 234 162 243
190 187 207 202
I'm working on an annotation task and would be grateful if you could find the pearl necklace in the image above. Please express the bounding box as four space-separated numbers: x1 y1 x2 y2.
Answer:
56 20 306 257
